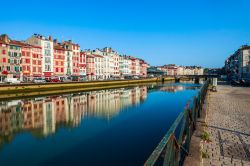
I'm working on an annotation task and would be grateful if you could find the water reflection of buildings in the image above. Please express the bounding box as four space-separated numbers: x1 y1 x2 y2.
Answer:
0 86 147 144
159 85 200 93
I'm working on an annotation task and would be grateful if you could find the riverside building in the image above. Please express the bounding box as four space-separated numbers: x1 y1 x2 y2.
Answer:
225 45 250 80
27 34 54 79
0 34 149 82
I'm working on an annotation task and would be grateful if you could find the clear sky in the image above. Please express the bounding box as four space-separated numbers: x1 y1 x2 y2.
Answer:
1 0 249 68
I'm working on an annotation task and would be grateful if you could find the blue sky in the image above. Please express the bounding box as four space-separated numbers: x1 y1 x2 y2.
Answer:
1 0 250 67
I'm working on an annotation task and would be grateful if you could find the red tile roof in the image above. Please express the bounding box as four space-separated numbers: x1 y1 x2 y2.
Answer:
54 44 64 50
92 54 104 58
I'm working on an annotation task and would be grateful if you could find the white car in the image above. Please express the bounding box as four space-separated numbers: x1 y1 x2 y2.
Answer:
33 78 47 83
133 76 140 79
4 78 21 84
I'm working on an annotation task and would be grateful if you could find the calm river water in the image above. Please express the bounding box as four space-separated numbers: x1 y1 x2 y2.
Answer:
0 82 201 166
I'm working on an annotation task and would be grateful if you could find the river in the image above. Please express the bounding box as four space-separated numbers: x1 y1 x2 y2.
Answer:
0 82 201 166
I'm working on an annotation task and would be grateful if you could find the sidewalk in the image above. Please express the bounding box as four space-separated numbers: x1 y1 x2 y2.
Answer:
185 84 250 166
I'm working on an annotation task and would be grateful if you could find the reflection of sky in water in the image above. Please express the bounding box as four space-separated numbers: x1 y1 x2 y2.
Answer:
0 82 200 166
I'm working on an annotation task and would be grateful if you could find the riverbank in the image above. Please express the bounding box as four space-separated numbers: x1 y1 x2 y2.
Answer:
0 77 175 100
185 83 250 166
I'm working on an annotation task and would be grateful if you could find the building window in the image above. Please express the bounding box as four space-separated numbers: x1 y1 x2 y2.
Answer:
2 58 6 63
44 42 51 49
15 66 19 72
45 57 51 63
45 49 51 56
2 50 6 54
45 65 51 71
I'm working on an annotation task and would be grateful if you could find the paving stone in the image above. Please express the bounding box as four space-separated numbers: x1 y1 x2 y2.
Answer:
201 85 250 166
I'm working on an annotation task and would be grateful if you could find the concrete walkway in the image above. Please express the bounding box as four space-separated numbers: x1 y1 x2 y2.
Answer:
202 84 250 166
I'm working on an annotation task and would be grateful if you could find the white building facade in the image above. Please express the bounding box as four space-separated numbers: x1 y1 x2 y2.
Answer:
27 34 54 78
94 54 104 80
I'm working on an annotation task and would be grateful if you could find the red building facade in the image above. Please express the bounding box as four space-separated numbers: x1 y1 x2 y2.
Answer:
21 44 42 81
53 44 65 78
86 54 95 80
139 60 148 78
79 51 87 80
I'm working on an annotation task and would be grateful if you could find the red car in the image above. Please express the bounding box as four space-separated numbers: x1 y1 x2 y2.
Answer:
50 78 61 83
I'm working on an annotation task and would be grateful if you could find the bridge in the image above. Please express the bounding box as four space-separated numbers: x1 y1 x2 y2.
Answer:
175 74 219 79
158 75 218 84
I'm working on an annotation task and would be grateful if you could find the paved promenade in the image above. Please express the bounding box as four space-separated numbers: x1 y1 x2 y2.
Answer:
202 84 250 166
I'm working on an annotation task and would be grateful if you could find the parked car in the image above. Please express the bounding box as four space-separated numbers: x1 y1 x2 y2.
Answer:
133 76 140 79
4 78 21 84
231 79 240 86
79 77 87 81
33 78 46 83
61 76 72 82
62 79 72 82
124 76 133 80
107 77 115 80
239 78 250 86
50 77 61 83
148 74 155 78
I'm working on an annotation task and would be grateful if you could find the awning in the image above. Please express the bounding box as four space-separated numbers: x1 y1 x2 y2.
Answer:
33 74 42 77
23 70 30 75
44 72 52 77
1 71 8 75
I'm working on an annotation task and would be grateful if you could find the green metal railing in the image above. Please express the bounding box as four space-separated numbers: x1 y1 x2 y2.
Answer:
144 79 210 166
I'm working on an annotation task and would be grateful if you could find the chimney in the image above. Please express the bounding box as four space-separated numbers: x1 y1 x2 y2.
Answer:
48 35 52 41
2 34 8 43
